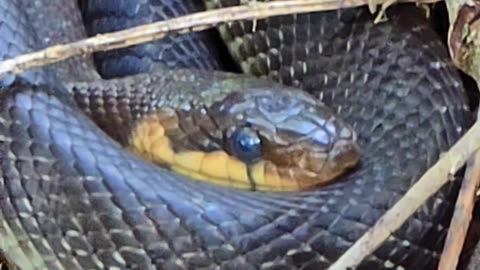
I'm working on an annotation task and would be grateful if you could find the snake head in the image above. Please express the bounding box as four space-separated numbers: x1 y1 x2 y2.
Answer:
209 87 361 191
129 77 360 192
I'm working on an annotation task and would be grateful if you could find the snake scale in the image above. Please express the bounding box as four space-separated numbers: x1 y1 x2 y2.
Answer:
0 0 474 269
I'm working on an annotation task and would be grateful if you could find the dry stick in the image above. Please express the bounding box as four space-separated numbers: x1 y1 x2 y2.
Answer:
438 110 480 270
443 1 480 268
0 0 439 76
438 150 480 270
328 120 480 270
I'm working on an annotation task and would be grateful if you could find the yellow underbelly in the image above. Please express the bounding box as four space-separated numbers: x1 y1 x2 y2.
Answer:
128 115 316 192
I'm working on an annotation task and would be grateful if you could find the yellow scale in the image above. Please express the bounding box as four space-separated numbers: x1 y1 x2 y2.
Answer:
129 115 300 191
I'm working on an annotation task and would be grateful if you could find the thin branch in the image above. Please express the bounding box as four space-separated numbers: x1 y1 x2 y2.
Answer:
438 150 480 270
328 120 480 270
0 0 439 77
445 1 480 268
438 108 480 270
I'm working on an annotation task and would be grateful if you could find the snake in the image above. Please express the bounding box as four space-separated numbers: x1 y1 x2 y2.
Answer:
0 0 474 269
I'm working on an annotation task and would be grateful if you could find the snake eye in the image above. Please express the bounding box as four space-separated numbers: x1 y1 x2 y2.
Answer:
228 127 262 163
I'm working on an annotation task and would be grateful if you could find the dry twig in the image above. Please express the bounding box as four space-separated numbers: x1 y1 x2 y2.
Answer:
445 1 480 269
328 121 480 270
0 0 439 77
438 150 480 270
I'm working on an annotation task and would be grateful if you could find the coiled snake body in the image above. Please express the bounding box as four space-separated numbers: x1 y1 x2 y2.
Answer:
0 0 473 269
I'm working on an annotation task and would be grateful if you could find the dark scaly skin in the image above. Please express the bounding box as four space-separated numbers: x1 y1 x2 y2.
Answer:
0 0 98 85
0 0 46 86
78 0 224 78
15 0 99 83
0 2 474 270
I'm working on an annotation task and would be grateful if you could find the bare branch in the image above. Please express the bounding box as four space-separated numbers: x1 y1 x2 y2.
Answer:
328 120 480 270
438 150 480 270
445 1 480 268
0 0 439 77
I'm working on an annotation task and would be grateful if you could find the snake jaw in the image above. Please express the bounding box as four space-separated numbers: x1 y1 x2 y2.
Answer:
323 139 361 179
260 137 360 189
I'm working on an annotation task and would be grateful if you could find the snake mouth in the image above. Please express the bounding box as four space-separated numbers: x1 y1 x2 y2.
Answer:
126 91 361 192
322 139 361 179
238 138 361 191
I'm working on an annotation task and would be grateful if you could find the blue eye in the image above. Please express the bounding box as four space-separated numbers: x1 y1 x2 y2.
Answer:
228 127 262 163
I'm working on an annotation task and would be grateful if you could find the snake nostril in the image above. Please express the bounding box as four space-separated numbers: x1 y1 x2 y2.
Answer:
371 122 384 135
